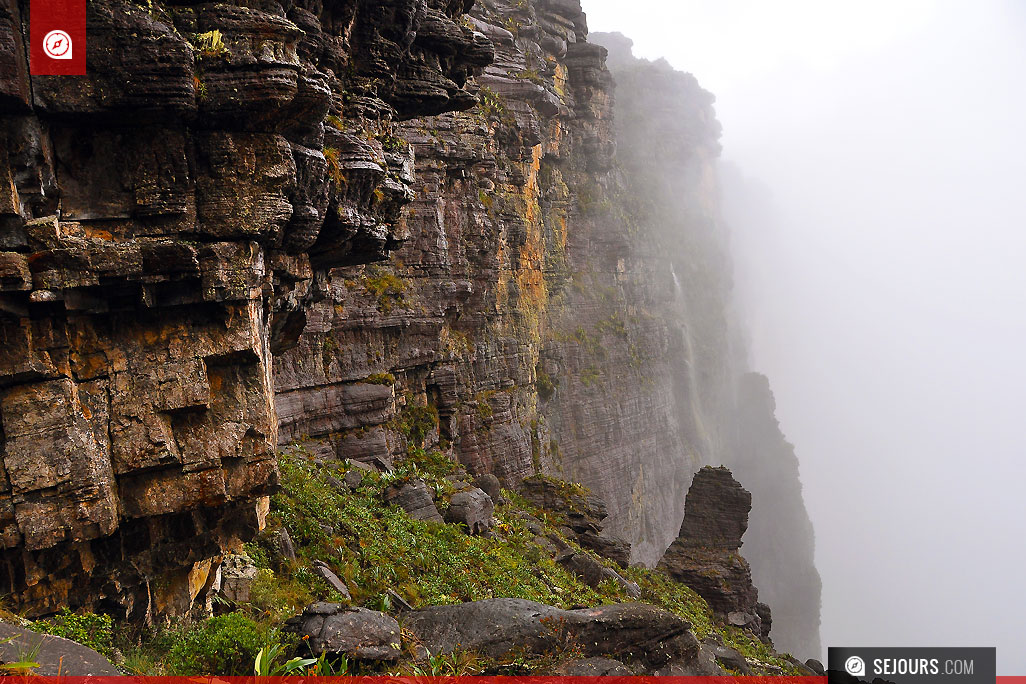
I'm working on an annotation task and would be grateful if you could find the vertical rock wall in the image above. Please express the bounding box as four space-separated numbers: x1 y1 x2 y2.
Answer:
1 0 820 655
0 0 488 618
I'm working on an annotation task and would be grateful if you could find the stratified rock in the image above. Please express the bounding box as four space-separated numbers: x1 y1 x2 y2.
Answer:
444 487 494 534
0 0 490 619
286 603 401 660
404 598 699 672
658 467 766 636
578 530 632 568
517 476 633 565
0 622 119 676
383 480 444 523
313 560 351 600
556 550 640 598
219 554 259 603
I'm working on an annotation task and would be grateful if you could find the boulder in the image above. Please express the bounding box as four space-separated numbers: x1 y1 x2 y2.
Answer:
806 658 826 675
268 528 297 565
383 479 443 523
404 597 699 671
444 487 494 534
556 550 640 598
578 530 632 568
517 476 632 563
0 622 119 676
558 656 636 675
473 473 503 502
219 553 258 602
313 560 351 599
286 603 401 660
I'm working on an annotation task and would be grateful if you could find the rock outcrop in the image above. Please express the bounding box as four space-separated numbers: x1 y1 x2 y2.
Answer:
0 0 488 618
404 597 702 673
285 602 401 661
658 466 768 638
1 0 820 653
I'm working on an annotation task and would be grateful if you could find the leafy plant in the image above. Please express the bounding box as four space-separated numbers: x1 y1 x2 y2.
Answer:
31 608 114 659
164 612 267 675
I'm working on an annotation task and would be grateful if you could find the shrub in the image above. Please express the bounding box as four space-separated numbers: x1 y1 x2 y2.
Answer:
31 608 115 659
165 613 267 675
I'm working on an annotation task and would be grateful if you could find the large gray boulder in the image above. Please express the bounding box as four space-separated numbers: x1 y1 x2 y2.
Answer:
383 479 443 523
285 603 401 660
403 598 699 671
444 487 494 534
0 622 120 676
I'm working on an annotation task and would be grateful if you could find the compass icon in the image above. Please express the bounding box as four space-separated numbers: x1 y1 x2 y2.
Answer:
43 30 73 59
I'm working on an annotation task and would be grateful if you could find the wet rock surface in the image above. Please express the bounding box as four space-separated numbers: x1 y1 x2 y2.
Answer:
0 622 119 676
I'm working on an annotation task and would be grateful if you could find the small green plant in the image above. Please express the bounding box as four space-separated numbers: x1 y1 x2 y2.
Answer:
580 366 601 386
395 403 438 447
535 365 557 400
511 68 545 85
361 266 407 312
253 643 317 676
0 635 41 675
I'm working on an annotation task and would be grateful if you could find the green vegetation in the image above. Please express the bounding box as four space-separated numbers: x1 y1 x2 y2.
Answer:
322 146 347 187
478 86 516 127
14 444 801 676
31 608 115 659
378 134 408 154
361 266 407 313
394 401 439 446
535 365 557 400
511 68 545 86
580 365 601 386
161 613 268 675
192 30 227 59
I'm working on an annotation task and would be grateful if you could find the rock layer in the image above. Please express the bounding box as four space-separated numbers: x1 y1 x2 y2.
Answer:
658 466 768 637
0 0 488 618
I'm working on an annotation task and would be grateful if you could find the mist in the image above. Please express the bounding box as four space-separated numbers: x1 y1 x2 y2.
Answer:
583 0 1026 673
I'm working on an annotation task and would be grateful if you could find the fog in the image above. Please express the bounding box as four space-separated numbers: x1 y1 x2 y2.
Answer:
583 0 1026 673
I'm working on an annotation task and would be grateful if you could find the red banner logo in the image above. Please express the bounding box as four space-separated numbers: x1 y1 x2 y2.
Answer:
30 0 85 75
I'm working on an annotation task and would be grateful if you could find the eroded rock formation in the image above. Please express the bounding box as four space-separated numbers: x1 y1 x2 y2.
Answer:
1 0 819 652
0 0 488 618
658 466 769 638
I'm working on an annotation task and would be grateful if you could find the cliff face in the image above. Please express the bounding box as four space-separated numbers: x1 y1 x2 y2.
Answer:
1 0 818 656
275 0 701 569
592 32 822 657
0 0 488 618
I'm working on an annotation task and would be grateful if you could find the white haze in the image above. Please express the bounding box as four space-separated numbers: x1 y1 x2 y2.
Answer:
582 0 1026 674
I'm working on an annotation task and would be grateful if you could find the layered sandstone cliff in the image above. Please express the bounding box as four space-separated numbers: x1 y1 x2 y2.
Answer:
1 0 819 655
0 0 488 618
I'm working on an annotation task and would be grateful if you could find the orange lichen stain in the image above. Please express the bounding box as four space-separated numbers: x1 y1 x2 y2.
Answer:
83 226 114 240
208 372 224 392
